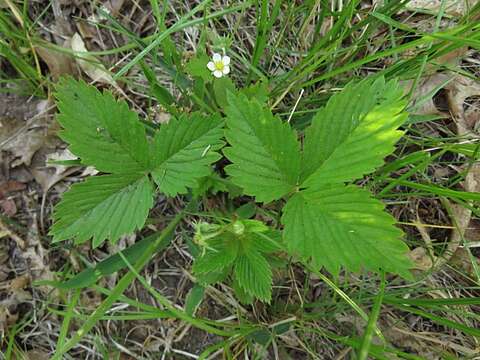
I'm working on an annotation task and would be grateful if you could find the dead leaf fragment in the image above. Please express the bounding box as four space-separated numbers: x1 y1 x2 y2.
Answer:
36 44 76 80
31 148 78 192
0 180 26 199
0 199 17 216
107 0 126 16
408 73 453 116
71 32 115 85
409 246 433 271
31 148 98 192
46 148 78 175
21 350 51 360
0 95 58 167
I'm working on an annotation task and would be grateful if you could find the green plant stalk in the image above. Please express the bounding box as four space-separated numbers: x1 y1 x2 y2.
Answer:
52 199 197 359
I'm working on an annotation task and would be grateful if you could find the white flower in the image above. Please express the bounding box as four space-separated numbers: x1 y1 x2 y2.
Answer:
207 53 230 78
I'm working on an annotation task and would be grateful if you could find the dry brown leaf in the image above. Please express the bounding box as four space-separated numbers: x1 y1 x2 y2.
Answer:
408 73 453 116
0 199 17 216
21 214 56 294
464 219 480 242
409 73 480 129
10 274 30 290
31 148 78 192
31 148 98 192
0 96 58 167
71 32 116 85
107 0 126 16
0 286 31 335
409 247 434 271
36 43 77 80
450 247 480 276
445 76 480 134
0 180 26 199
20 351 51 360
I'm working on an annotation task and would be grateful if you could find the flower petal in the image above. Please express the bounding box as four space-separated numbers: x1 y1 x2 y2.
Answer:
222 65 230 75
212 53 222 62
213 70 223 78
222 56 230 65
207 61 216 71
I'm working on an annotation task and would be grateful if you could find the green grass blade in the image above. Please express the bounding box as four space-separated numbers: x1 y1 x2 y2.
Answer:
56 289 81 350
358 272 386 360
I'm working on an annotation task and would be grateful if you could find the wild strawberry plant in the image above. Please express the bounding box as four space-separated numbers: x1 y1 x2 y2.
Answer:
51 75 412 304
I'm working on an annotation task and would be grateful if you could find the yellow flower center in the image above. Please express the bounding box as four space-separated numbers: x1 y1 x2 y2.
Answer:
214 61 224 71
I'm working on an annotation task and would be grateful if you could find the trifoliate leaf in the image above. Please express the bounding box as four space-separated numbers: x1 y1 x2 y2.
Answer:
150 113 224 196
224 93 301 203
234 250 273 303
301 77 406 185
282 184 412 278
191 219 278 302
50 174 154 247
55 78 150 174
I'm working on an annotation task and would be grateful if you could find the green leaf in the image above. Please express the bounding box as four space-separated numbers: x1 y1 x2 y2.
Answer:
301 77 405 185
240 81 269 104
185 284 205 316
141 62 175 106
55 78 150 174
282 185 412 278
150 113 224 196
196 268 229 286
234 250 273 303
224 93 301 203
50 174 154 246
232 276 254 304
192 235 239 274
248 329 271 346
252 230 283 254
235 203 257 219
213 76 236 109
192 172 241 198
185 54 211 81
